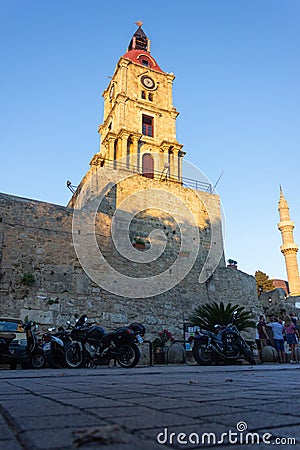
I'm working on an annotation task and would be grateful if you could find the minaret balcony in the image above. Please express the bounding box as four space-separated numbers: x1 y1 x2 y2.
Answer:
278 220 295 232
280 243 299 254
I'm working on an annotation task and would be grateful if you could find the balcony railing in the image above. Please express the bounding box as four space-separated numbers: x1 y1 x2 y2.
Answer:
68 158 213 194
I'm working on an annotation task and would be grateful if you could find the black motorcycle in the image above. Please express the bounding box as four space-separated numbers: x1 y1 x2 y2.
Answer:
191 311 255 365
0 321 46 369
42 324 72 368
65 315 145 369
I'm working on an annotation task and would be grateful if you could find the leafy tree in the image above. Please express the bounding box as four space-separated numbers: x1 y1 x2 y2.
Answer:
227 259 237 265
255 270 274 297
190 301 255 332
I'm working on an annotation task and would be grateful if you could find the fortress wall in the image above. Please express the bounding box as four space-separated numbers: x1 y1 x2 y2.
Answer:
0 189 259 338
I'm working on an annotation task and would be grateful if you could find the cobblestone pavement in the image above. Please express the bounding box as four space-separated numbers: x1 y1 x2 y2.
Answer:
0 364 299 450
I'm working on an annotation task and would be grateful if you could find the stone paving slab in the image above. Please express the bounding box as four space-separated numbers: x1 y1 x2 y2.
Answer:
0 440 24 450
0 364 299 449
86 405 151 419
109 409 195 431
0 423 16 440
13 413 105 432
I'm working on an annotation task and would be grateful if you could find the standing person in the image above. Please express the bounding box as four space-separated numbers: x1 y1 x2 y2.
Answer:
257 315 269 363
284 318 299 363
290 312 299 329
255 324 261 359
267 317 285 363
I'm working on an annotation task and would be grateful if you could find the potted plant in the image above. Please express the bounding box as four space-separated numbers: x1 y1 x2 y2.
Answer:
152 329 175 364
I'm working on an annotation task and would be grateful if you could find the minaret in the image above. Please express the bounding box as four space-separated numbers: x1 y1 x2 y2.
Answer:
278 186 300 296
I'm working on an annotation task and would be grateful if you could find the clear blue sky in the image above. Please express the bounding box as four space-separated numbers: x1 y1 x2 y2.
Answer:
1 0 299 281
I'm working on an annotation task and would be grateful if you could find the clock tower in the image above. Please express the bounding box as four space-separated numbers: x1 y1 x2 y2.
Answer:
90 23 185 182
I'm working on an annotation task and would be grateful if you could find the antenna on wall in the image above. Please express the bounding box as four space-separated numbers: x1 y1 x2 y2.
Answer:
214 171 224 189
66 180 77 194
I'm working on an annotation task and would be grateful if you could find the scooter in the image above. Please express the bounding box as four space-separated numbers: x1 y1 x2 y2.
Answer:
0 322 46 369
42 324 72 368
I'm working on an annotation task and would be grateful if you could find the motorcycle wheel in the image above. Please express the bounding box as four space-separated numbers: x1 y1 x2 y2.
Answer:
30 352 46 369
65 343 84 368
193 344 215 366
117 343 140 368
242 346 256 365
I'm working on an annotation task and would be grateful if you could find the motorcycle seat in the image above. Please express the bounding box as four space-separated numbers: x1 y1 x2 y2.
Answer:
0 332 16 340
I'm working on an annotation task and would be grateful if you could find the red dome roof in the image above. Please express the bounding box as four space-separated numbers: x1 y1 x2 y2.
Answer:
122 49 164 73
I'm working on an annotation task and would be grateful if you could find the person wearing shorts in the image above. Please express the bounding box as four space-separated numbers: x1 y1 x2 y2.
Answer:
267 317 285 363
285 318 298 363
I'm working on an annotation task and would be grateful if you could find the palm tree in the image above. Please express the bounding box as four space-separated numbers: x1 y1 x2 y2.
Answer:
190 301 255 332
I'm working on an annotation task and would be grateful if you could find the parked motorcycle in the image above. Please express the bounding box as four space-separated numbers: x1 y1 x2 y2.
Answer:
0 321 46 369
191 311 255 365
42 324 72 368
65 315 145 369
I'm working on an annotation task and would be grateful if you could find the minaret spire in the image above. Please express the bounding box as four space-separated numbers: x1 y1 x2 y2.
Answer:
278 187 300 296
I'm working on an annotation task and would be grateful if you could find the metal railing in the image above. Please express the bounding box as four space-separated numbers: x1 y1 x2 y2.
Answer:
68 159 213 194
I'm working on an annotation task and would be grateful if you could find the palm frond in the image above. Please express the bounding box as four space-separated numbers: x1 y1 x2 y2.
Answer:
190 301 255 332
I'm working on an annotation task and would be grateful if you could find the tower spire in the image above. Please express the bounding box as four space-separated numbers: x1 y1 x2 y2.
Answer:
128 22 150 53
278 187 300 296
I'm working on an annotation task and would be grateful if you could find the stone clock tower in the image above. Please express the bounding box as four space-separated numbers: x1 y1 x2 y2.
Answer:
90 23 185 182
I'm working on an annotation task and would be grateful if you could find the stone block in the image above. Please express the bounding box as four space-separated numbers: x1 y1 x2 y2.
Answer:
261 345 278 362
20 309 54 325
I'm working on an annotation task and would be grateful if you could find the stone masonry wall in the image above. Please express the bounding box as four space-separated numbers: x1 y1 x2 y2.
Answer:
0 188 260 340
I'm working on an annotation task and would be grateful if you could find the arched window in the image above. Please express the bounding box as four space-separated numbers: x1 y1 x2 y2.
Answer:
142 153 154 179
141 91 146 99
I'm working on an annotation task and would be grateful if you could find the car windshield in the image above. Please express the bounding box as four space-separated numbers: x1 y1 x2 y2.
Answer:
0 321 24 332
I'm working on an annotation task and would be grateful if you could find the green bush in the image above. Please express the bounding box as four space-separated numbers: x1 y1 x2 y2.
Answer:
21 273 35 286
190 301 255 332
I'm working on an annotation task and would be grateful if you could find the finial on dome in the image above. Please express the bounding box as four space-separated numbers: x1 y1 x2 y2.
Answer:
135 21 143 27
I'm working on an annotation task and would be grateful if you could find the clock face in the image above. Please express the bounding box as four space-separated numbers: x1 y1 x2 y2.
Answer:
141 75 155 90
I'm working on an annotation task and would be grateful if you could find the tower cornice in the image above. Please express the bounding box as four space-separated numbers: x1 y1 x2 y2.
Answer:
278 220 295 232
281 243 299 254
